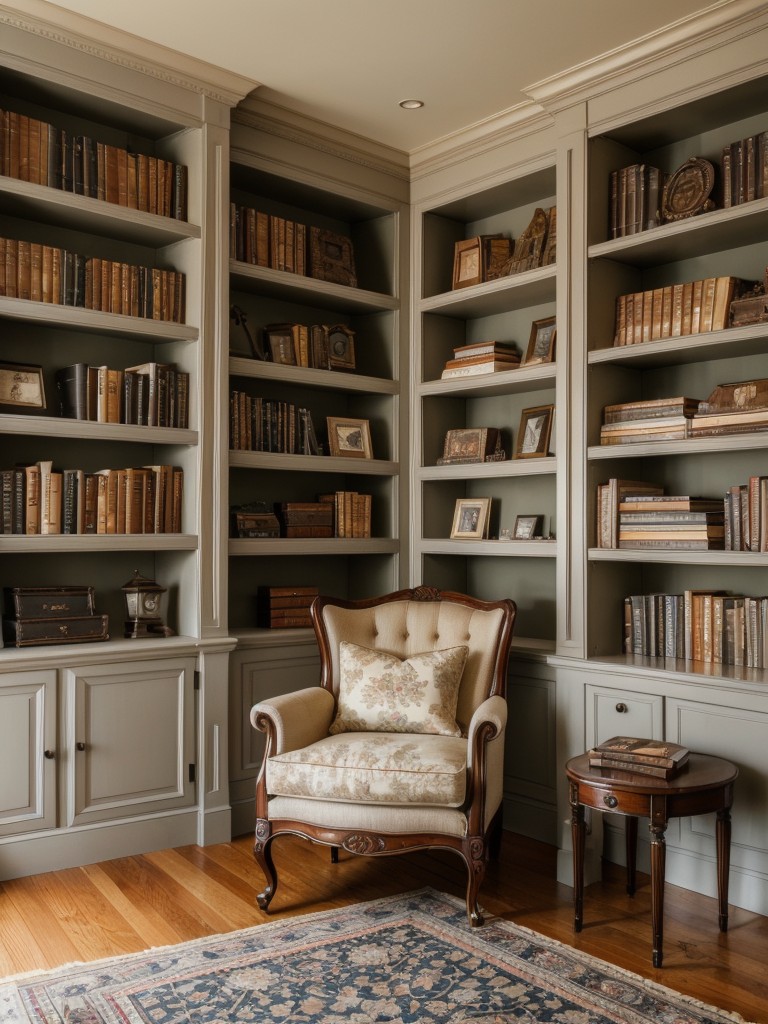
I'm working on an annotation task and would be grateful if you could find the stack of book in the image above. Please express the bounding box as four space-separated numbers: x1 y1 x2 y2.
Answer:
0 108 188 219
440 340 520 380
618 494 725 550
722 130 768 207
318 491 372 538
600 396 700 445
0 237 185 322
277 501 333 538
613 275 751 345
588 737 690 779
609 163 666 238
256 586 318 629
623 588 768 667
690 378 768 438
56 361 189 428
595 478 665 548
724 476 768 551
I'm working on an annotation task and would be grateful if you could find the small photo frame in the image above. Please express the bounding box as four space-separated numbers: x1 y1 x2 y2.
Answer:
0 361 46 412
514 514 544 539
310 227 357 288
523 317 556 365
265 324 297 365
514 405 554 459
452 237 483 290
450 497 491 540
327 416 373 459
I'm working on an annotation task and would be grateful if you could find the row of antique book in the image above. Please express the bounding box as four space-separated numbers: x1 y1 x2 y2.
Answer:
0 107 188 219
229 203 357 288
229 392 319 455
0 236 186 322
609 131 768 239
600 380 768 445
0 461 183 535
624 589 768 669
281 495 372 539
597 477 768 551
588 737 690 779
612 275 751 346
55 361 190 428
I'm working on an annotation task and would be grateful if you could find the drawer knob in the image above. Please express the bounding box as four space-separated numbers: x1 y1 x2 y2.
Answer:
615 702 628 713
76 741 86 751
44 749 55 759
604 794 619 809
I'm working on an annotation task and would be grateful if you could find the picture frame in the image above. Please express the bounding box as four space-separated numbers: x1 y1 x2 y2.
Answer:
326 416 373 459
523 317 557 365
514 405 554 458
450 497 491 540
325 324 356 372
265 324 297 365
452 237 483 290
436 427 503 465
513 514 544 539
0 361 46 412
309 227 357 288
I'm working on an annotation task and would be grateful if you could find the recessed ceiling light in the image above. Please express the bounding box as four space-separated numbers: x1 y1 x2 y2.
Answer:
399 99 424 110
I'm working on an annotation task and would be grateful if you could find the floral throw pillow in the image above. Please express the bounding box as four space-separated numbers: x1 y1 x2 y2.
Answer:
329 641 468 736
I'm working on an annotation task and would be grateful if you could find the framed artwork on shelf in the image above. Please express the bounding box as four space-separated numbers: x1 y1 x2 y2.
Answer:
0 361 46 412
514 405 554 459
513 514 544 539
326 416 373 458
436 427 503 465
452 237 483 290
523 317 556 365
265 325 297 365
450 497 491 540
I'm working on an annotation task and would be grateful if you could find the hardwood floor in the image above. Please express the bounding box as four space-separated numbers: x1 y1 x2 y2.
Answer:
0 831 766 1022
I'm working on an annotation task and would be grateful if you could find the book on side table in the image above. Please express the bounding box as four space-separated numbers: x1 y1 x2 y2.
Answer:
587 736 690 779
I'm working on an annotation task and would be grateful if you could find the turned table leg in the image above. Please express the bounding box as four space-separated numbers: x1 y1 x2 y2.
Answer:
649 819 667 968
570 783 585 932
716 808 732 932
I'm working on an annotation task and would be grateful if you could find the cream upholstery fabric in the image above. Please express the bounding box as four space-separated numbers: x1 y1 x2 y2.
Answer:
267 795 469 838
329 641 466 736
320 600 505 732
267 732 467 806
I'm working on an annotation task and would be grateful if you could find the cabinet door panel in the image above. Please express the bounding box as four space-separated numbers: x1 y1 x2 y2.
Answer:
666 697 768 862
586 684 663 747
65 658 195 825
0 671 56 835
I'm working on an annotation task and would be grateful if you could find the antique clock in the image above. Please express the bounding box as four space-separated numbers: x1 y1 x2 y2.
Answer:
121 570 174 638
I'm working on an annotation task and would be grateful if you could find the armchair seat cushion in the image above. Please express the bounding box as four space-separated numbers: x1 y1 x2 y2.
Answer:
266 732 467 807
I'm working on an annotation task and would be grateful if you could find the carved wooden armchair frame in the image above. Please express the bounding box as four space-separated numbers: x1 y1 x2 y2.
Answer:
251 586 516 926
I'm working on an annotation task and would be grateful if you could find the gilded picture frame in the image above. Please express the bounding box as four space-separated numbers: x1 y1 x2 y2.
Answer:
326 416 373 459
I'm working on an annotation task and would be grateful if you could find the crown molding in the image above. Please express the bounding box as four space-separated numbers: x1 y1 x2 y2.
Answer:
409 101 554 181
233 97 410 184
0 0 259 107
524 0 768 112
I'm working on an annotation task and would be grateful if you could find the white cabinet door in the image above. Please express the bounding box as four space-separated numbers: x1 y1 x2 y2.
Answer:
0 670 57 836
63 658 196 826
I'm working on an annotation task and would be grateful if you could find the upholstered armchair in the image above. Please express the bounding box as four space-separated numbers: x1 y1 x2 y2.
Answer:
250 586 516 926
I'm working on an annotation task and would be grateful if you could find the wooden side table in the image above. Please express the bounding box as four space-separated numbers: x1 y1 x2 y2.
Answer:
566 752 738 967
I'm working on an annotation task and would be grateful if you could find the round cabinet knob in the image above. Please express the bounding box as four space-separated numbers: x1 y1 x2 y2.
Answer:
615 702 628 713
604 794 619 809
76 741 86 751
44 749 55 759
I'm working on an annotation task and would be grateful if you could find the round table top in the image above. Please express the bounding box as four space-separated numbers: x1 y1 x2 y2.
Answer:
566 751 738 794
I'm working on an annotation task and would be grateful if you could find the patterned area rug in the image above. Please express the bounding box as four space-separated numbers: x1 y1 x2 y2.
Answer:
0 888 751 1024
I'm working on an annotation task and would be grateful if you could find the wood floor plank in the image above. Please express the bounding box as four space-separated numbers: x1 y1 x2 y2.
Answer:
0 832 765 1022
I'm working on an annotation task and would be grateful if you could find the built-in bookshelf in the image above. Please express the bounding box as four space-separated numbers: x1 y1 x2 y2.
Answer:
413 165 558 653
226 117 407 639
585 72 768 683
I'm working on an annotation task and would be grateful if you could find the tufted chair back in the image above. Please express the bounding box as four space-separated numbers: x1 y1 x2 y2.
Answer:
316 591 509 734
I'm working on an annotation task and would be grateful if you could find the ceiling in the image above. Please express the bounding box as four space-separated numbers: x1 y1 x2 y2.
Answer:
33 0 724 153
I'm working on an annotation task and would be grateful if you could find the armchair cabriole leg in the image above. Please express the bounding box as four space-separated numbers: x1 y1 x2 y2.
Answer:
253 819 278 911
464 837 487 927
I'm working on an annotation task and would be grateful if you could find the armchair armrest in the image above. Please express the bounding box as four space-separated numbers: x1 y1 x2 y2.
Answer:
251 687 335 756
465 694 508 833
